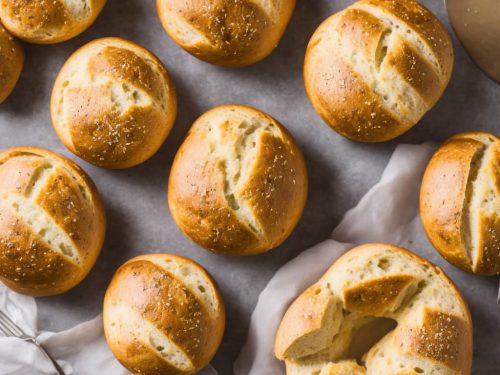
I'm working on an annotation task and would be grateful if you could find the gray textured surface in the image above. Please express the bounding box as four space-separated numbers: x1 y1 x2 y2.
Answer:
0 1 498 374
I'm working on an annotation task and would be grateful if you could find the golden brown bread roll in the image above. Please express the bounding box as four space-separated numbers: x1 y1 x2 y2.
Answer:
51 37 177 169
168 104 308 256
0 23 23 103
275 244 473 375
421 132 500 275
156 0 295 67
0 147 106 296
0 0 106 44
103 254 225 375
304 0 453 142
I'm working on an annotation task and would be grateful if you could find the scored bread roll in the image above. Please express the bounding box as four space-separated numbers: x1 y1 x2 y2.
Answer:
168 105 308 256
51 37 177 169
304 0 453 142
421 132 500 275
156 0 296 67
0 0 106 44
103 254 225 375
275 244 473 375
0 24 23 103
0 147 106 296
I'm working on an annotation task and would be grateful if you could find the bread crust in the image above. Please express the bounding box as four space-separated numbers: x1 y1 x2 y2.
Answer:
0 23 23 103
103 254 225 375
0 146 106 296
156 0 295 67
51 37 177 169
420 131 500 275
168 104 308 256
304 0 453 142
0 0 106 44
275 244 473 375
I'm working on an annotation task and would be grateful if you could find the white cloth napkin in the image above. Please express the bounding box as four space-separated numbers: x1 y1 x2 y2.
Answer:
234 142 441 375
0 282 218 374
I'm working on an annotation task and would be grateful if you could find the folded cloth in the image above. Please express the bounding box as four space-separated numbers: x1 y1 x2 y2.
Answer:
234 142 499 374
0 281 218 375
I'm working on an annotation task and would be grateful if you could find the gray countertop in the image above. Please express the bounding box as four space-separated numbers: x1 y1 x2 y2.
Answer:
0 1 498 374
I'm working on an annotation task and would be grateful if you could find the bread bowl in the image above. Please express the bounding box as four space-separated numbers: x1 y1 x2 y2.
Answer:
156 0 296 67
0 23 23 103
51 37 177 169
304 0 453 142
0 147 106 296
0 0 106 44
168 104 308 256
103 253 225 375
421 132 500 275
275 244 473 375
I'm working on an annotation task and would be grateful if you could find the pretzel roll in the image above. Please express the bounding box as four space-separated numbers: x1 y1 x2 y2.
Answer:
168 105 308 256
421 132 500 275
103 254 225 375
156 0 295 67
304 0 453 142
0 0 106 44
275 244 473 375
0 147 106 296
51 37 177 169
0 24 23 103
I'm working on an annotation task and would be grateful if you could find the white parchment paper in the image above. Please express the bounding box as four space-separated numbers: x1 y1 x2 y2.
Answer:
0 284 217 374
234 142 499 374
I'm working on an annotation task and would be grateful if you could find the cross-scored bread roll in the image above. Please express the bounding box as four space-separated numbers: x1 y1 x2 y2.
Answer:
103 254 225 375
304 0 453 142
168 105 308 256
275 244 473 375
51 37 177 169
0 0 106 44
0 147 106 296
156 0 295 67
0 24 23 103
421 132 500 275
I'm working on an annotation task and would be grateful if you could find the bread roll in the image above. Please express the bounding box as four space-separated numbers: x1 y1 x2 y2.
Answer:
421 132 500 275
304 0 453 142
103 254 225 375
0 147 106 296
0 0 106 44
168 105 307 256
51 37 177 169
156 0 295 67
275 244 473 375
0 24 23 103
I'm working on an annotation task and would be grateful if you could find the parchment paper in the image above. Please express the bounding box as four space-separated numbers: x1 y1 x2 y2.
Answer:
234 143 500 374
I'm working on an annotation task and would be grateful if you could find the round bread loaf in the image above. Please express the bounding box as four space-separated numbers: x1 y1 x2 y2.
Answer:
103 254 225 375
156 0 295 67
0 0 106 44
0 24 23 103
51 37 177 169
421 132 500 275
304 0 453 142
275 244 473 375
0 147 106 296
168 105 308 256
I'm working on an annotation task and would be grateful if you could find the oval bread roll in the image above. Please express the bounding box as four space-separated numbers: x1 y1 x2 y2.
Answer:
103 254 225 375
0 24 23 103
51 37 177 169
0 0 106 44
304 0 453 142
421 132 500 275
156 0 295 67
0 147 106 296
168 105 308 256
275 244 473 375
